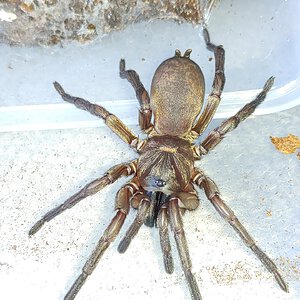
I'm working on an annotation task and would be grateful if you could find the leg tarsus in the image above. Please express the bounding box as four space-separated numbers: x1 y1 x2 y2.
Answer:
168 199 202 300
119 59 153 132
118 197 150 253
119 58 126 78
53 81 65 96
53 81 109 118
29 162 136 236
64 210 127 300
202 28 210 44
64 273 88 300
203 28 215 51
251 244 289 292
185 269 202 300
29 176 110 236
53 81 140 148
192 28 225 136
234 76 275 122
193 170 289 293
264 76 275 92
157 207 174 274
29 219 45 236
195 77 275 157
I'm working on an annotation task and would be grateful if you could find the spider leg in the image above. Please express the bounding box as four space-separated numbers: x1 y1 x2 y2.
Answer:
192 170 289 293
175 183 200 211
119 59 153 133
64 211 126 300
118 196 150 253
168 198 202 300
53 82 143 151
64 179 140 300
193 77 275 157
192 28 225 137
157 206 174 274
29 161 136 236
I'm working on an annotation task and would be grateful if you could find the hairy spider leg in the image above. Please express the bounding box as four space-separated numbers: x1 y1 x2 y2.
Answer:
53 82 142 151
118 197 150 253
192 28 225 137
194 76 275 157
193 170 289 293
155 185 200 275
64 211 126 300
29 161 136 236
168 198 203 300
157 206 174 274
64 179 141 300
119 59 153 132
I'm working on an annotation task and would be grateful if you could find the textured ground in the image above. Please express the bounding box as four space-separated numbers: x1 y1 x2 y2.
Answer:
0 105 299 300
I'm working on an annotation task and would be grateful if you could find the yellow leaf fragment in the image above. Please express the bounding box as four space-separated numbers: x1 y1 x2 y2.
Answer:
266 210 272 217
270 134 300 155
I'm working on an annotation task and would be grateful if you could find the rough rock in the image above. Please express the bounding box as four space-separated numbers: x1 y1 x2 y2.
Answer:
0 0 216 46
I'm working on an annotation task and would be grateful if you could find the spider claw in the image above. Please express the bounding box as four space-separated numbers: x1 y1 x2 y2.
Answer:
119 58 126 78
185 270 203 300
203 27 210 45
64 273 88 300
264 76 275 92
53 81 65 95
203 27 223 52
164 252 174 274
29 219 44 236
117 237 131 253
274 270 289 293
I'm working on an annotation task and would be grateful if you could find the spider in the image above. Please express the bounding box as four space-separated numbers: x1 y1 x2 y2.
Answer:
29 28 288 300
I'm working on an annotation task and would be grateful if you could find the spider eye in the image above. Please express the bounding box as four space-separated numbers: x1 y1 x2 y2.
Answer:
155 179 166 187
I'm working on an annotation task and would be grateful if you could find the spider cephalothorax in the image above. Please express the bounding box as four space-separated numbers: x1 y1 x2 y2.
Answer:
29 29 288 300
137 135 194 194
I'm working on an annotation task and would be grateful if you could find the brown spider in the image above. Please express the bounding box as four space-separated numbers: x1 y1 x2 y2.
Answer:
29 29 288 300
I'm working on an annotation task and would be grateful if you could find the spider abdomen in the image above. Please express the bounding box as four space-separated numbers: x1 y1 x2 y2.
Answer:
150 54 205 136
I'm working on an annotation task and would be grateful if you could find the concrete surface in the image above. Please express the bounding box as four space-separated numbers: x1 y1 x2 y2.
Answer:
0 104 299 300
